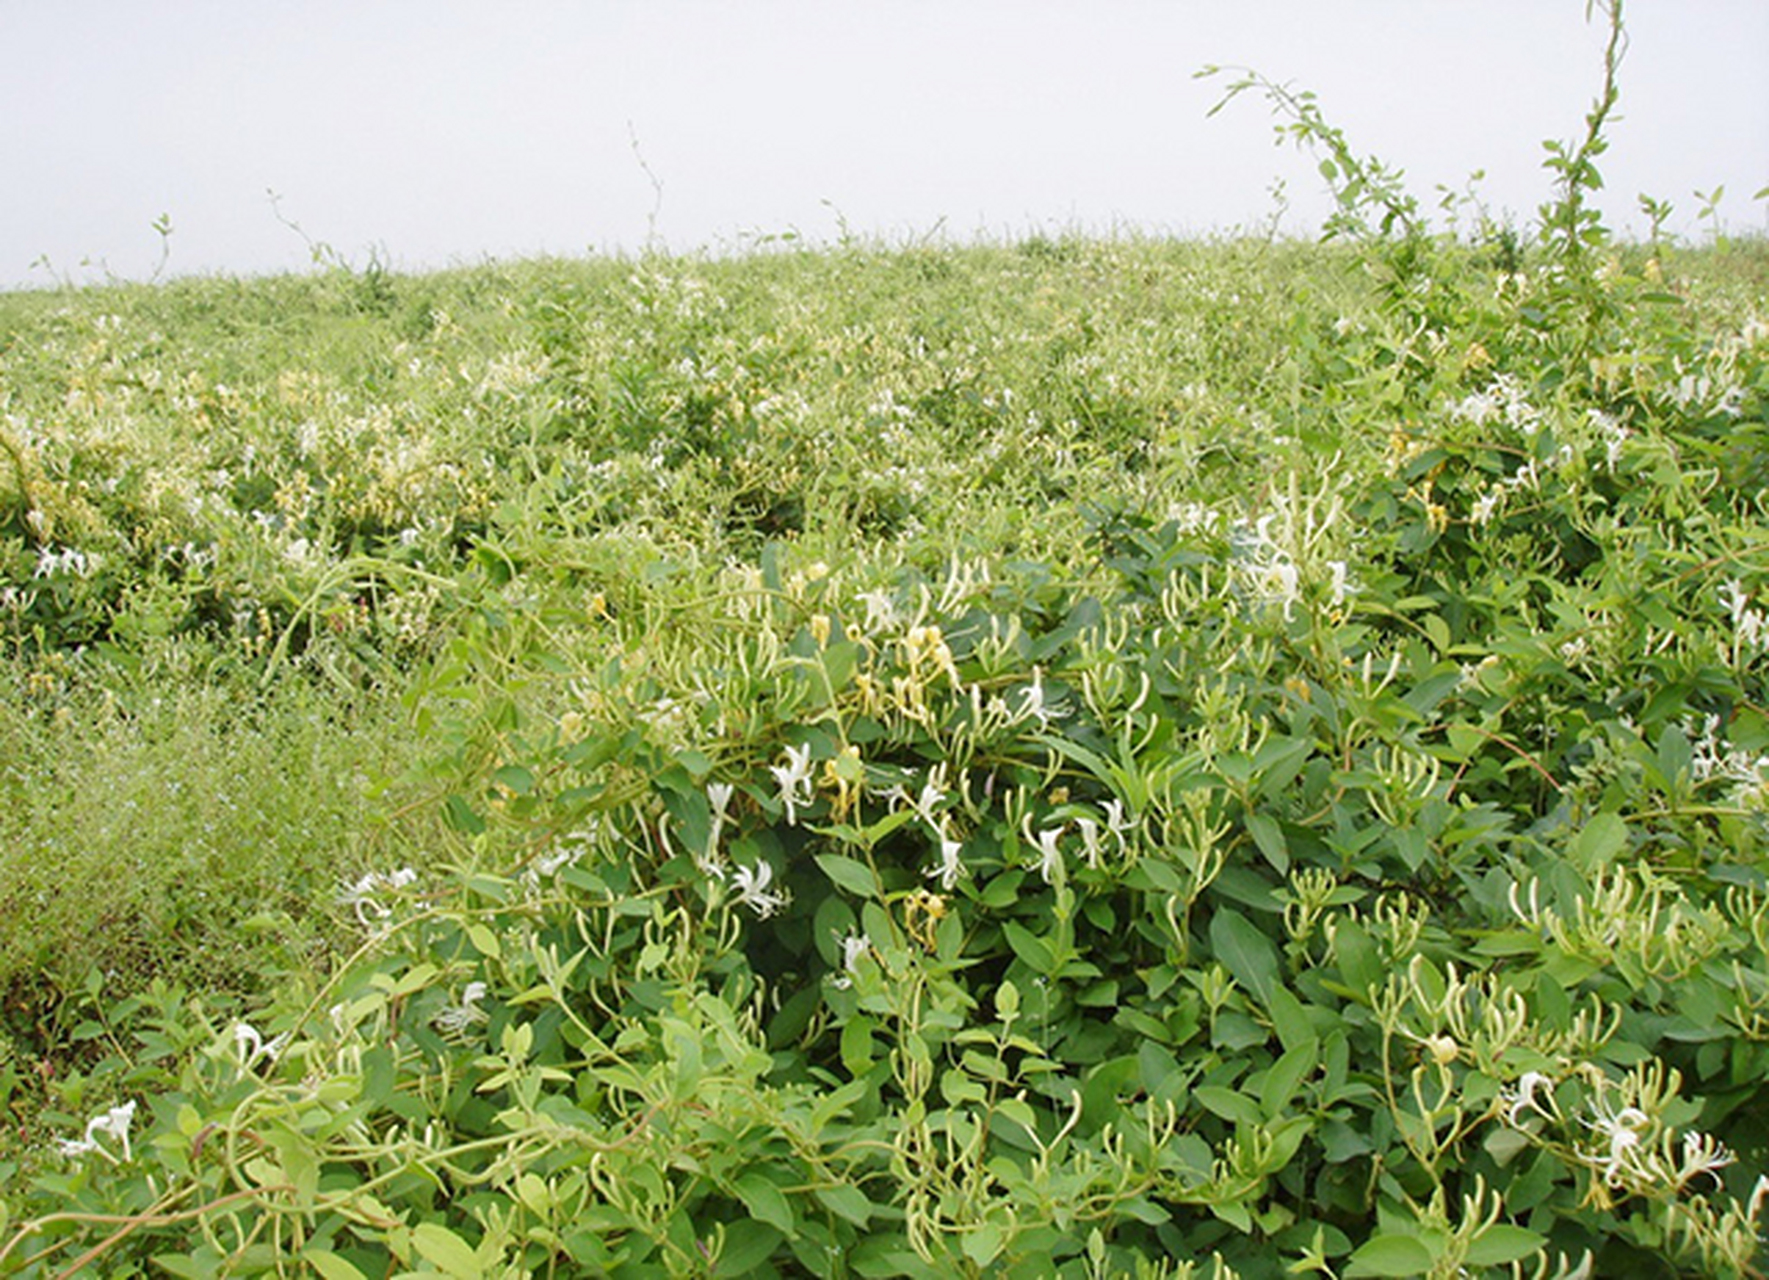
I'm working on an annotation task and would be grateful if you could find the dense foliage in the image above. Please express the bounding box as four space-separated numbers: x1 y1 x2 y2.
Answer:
3 23 1769 1275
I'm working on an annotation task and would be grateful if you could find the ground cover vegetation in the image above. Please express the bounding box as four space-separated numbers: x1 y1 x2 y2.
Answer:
3 7 1769 1275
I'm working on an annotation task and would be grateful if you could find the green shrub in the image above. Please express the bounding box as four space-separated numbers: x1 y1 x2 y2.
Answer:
4 4 1769 1270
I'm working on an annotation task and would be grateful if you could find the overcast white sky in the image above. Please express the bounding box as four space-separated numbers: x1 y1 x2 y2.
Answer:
2 1 1765 289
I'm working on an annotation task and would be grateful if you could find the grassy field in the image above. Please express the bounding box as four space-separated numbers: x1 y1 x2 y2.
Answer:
2 197 1768 1275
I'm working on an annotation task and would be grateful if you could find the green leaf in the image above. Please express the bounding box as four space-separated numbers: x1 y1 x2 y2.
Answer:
443 794 485 835
676 748 714 780
815 853 880 898
1003 921 1056 973
1253 736 1313 800
1260 1039 1318 1118
1212 864 1284 911
995 1095 1038 1135
1568 811 1628 871
153 1256 215 1279
1464 1225 1547 1266
1267 980 1315 1050
734 1172 794 1235
304 1252 369 1280
850 1238 941 1278
1331 917 1381 996
858 806 916 847
715 1220 784 1277
411 1222 481 1279
491 763 534 795
1445 722 1485 760
942 1070 987 1104
1213 1010 1268 1051
962 1222 1006 1266
1245 812 1289 872
1194 1085 1263 1128
1210 908 1279 1006
1119 1196 1171 1225
814 1182 873 1226
1483 1124 1532 1165
1656 724 1693 789
841 1015 876 1076
1210 1199 1252 1231
1344 1233 1436 1277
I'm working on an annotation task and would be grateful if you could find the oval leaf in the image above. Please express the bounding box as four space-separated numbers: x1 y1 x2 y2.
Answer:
1345 1233 1436 1278
815 853 880 898
411 1222 481 1279
1210 907 1279 1006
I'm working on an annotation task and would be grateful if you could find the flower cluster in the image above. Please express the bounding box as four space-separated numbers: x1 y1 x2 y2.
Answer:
56 1100 136 1163
1500 1064 1737 1207
337 866 420 925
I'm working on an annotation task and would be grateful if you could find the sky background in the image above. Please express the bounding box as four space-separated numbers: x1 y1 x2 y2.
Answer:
2 1 1766 290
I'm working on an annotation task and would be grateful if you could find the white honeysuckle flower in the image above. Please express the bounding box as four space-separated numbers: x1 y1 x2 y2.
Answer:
1503 1071 1558 1126
337 867 420 924
530 844 577 882
1746 1172 1769 1222
856 588 901 635
831 931 872 988
57 1100 137 1163
1026 825 1064 885
1167 501 1220 535
1470 489 1502 526
435 981 491 1034
1587 1103 1651 1185
33 546 97 579
1459 654 1501 689
531 819 602 884
704 781 736 867
88 1114 135 1158
337 872 389 921
1505 458 1541 492
55 1134 98 1158
1014 668 1060 727
1684 713 1769 807
1677 1131 1735 1187
732 861 788 918
1075 816 1105 870
1102 799 1137 851
1451 374 1541 434
1252 555 1302 620
1721 579 1767 653
912 769 948 829
232 1021 289 1069
927 836 965 891
876 782 910 809
770 744 815 826
1590 410 1629 470
1452 388 1500 427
